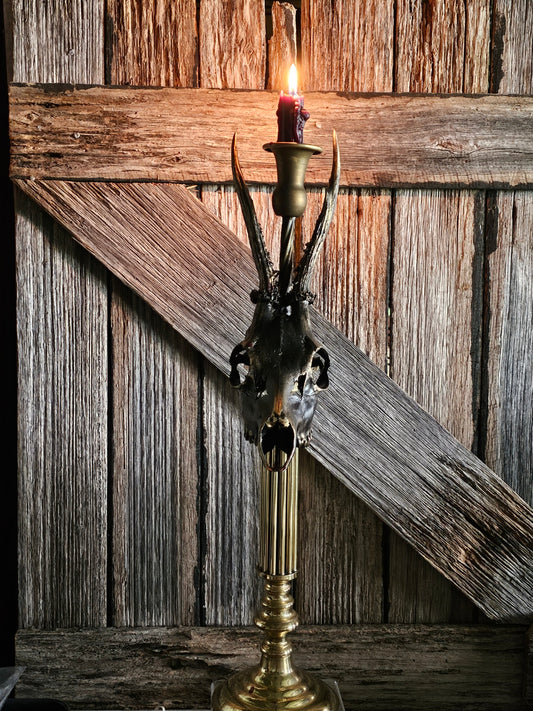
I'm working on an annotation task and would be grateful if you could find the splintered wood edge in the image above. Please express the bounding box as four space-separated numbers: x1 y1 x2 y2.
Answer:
13 177 533 623
9 84 533 188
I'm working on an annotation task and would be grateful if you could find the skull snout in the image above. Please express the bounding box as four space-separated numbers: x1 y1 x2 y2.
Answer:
260 411 297 472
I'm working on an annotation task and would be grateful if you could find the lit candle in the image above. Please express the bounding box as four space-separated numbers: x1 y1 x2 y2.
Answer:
276 64 310 143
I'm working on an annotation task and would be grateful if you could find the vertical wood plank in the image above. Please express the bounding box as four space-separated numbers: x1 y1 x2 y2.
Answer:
201 367 261 624
391 191 485 449
106 0 199 626
484 193 533 508
298 0 393 624
12 0 108 628
199 0 265 90
16 194 108 628
199 184 280 623
301 0 394 92
12 0 104 84
389 0 491 623
267 2 297 91
106 0 197 87
396 1 491 94
111 288 198 626
485 0 533 507
198 0 267 625
490 0 533 94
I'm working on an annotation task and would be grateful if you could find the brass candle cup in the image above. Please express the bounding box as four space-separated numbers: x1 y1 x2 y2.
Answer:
263 142 322 217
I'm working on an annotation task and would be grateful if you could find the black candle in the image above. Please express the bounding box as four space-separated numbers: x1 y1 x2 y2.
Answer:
276 64 309 143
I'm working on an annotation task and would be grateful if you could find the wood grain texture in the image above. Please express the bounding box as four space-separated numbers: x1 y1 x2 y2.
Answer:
301 0 394 92
14 625 529 710
107 0 199 628
388 196 485 624
484 1 533 508
267 2 297 91
484 193 533 508
296 449 383 624
111 287 198 626
296 1 392 624
201 365 261 625
106 0 197 87
396 0 491 94
491 0 533 95
391 190 484 450
15 190 108 628
304 188 391 368
199 0 265 90
11 0 104 84
11 0 108 628
9 85 533 188
388 0 491 625
14 177 533 622
197 2 266 626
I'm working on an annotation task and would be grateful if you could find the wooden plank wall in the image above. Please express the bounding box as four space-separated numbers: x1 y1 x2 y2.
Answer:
10 0 533 705
106 0 199 630
13 0 108 629
388 0 491 624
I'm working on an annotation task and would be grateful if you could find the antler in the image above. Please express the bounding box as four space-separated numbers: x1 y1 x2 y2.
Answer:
232 134 274 294
294 131 341 295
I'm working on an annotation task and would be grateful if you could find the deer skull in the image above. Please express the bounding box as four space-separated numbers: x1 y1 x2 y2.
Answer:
230 133 340 471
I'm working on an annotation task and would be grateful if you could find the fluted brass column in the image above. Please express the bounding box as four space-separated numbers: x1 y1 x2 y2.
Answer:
211 450 341 710
260 450 298 577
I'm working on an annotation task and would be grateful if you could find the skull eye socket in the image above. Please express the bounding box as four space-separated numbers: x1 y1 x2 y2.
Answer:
229 344 250 386
311 347 330 390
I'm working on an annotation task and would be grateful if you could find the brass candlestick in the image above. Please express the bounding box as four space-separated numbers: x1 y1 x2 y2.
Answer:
212 452 342 710
212 133 342 711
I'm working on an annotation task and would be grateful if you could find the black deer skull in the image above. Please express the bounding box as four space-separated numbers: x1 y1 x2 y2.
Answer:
230 133 340 471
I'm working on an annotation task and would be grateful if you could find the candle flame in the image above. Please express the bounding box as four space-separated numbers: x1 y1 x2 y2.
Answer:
288 63 298 94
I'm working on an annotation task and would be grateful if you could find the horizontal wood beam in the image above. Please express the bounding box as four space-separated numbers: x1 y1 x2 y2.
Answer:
14 178 533 623
15 625 530 710
10 84 533 189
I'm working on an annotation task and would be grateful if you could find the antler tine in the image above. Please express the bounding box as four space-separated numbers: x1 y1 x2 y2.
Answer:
232 134 274 294
294 131 340 294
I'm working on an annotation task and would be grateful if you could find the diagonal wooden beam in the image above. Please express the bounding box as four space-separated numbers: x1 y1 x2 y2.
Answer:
9 84 533 188
14 178 533 623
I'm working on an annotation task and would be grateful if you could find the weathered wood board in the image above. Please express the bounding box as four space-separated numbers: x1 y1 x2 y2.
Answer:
198 0 266 626
484 0 533 509
14 177 533 623
11 0 108 629
106 0 198 88
387 0 492 625
106 0 200 629
9 85 533 188
14 625 530 710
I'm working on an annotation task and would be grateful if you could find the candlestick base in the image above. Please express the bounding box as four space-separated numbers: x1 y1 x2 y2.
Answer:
211 573 342 711
210 671 344 711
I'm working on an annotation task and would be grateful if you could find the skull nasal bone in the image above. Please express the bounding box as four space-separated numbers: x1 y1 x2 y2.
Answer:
273 393 283 416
